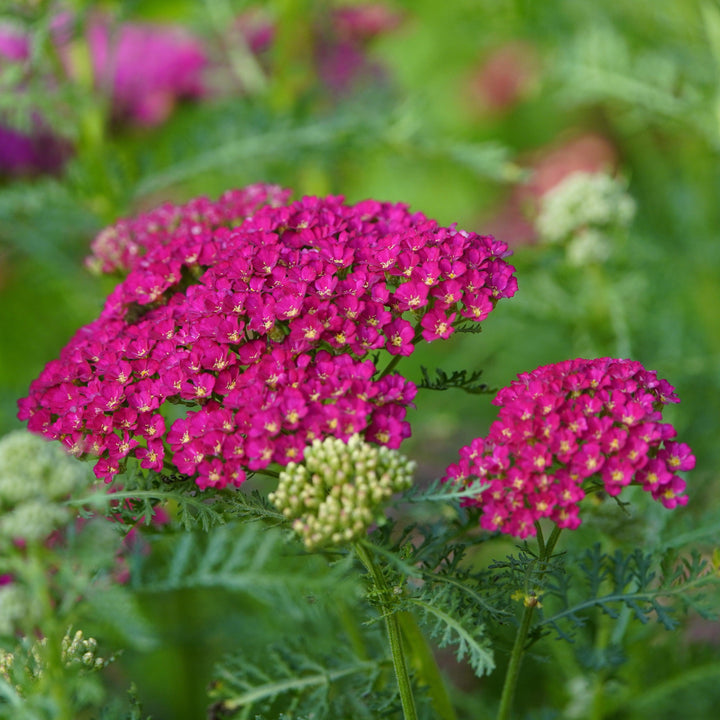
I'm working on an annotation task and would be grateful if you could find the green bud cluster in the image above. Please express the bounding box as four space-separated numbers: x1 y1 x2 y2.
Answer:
0 430 90 544
269 434 416 550
0 627 107 695
62 628 107 670
0 648 13 684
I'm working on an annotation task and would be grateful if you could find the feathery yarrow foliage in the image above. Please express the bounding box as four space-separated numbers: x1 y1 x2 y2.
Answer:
18 185 516 491
444 358 694 538
269 434 415 549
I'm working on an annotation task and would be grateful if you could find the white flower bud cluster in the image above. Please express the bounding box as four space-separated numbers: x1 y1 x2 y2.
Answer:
536 171 636 266
61 628 106 670
0 430 90 544
269 434 415 550
0 500 70 545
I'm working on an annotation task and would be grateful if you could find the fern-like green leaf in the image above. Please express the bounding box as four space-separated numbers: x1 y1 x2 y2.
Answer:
409 593 495 677
208 640 390 719
129 523 357 604
404 476 488 504
540 545 719 636
417 366 493 395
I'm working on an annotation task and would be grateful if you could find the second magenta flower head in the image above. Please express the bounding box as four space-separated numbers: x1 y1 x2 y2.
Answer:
444 357 695 538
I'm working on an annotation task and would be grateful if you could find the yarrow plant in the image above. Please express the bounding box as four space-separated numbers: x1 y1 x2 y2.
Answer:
8 184 714 720
444 357 693 538
18 184 517 491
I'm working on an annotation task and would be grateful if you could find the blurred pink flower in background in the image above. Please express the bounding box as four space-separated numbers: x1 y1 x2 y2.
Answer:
84 15 208 127
0 23 28 60
314 3 404 96
468 41 539 115
234 8 275 55
0 124 71 178
0 23 71 177
525 133 617 198
332 3 404 40
0 14 209 177
0 3 405 178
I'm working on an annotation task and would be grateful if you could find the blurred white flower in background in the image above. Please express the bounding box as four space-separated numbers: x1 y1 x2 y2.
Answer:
536 171 636 265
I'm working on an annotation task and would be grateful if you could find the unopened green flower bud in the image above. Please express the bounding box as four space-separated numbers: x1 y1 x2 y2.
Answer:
271 434 414 549
60 627 106 670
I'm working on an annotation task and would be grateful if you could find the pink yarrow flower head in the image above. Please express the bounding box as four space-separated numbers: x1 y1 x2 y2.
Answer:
443 358 694 539
20 186 516 491
85 184 293 274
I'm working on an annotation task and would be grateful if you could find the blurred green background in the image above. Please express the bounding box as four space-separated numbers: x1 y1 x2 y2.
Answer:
1 0 719 717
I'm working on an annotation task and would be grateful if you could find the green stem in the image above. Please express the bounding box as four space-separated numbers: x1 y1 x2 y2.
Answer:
496 524 562 720
254 467 280 479
397 611 458 720
496 599 535 720
354 542 418 720
588 622 611 720
379 353 404 379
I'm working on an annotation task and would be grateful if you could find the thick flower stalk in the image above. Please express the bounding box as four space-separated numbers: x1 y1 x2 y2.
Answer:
19 185 516 491
444 358 694 538
269 434 415 549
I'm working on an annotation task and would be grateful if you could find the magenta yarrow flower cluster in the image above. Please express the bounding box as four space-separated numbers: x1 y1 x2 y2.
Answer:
444 358 694 538
19 185 516 490
85 184 293 274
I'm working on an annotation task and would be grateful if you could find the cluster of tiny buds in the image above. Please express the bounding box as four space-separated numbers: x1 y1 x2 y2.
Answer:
269 434 415 550
0 583 24 636
0 628 106 691
61 628 107 670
